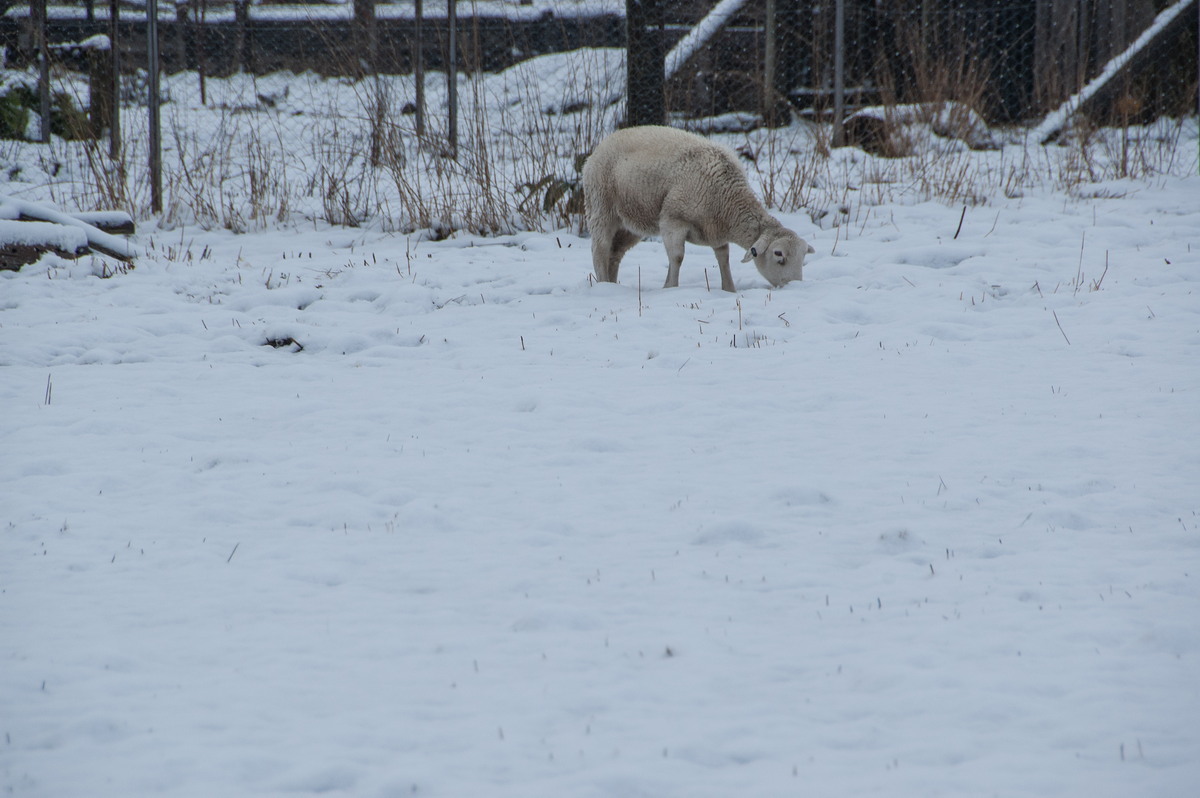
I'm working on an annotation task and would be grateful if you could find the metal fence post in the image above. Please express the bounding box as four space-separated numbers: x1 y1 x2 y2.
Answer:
832 0 845 147
764 0 776 121
148 0 162 213
448 0 457 157
415 0 425 138
109 0 120 158
196 0 208 106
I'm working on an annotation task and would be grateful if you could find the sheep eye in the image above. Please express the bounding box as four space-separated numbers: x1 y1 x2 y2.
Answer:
774 250 784 258
750 247 758 257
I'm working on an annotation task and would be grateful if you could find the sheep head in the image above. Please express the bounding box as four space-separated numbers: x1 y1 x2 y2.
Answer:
741 229 815 287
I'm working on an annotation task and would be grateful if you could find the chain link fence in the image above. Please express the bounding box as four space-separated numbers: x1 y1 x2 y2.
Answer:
2 1 1196 228
648 0 1197 125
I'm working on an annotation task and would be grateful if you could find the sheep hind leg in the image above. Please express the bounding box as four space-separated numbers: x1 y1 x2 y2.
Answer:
607 229 640 284
661 228 687 288
713 244 736 292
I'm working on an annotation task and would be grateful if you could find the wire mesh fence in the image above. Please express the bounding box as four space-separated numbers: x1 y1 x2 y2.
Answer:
1 1 1196 228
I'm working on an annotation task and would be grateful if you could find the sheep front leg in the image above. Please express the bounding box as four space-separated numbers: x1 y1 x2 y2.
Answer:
590 233 612 283
588 234 609 283
661 227 687 288
713 244 736 292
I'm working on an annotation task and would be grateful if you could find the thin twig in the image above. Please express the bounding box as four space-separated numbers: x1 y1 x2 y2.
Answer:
1052 310 1071 345
953 206 966 239
1074 231 1086 296
1092 251 1109 291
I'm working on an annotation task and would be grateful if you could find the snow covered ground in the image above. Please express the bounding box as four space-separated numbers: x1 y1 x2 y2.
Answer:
2 68 1199 797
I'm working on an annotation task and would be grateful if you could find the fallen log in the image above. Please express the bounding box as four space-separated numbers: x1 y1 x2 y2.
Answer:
0 219 89 271
0 196 141 267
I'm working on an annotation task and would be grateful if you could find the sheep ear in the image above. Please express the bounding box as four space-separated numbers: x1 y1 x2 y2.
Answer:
806 242 816 255
741 236 769 263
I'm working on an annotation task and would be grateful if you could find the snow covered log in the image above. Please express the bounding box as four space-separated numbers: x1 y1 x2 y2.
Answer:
0 220 89 271
0 196 140 261
0 197 141 267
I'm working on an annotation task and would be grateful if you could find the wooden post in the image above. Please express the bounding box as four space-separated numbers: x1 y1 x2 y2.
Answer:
173 2 187 74
234 1 249 74
1035 0 1080 110
33 0 51 143
109 0 120 157
88 42 114 140
354 0 376 77
625 0 664 126
766 0 801 126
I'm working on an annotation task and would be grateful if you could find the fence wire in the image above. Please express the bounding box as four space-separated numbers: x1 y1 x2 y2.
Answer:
5 2 1195 129
1 1 1195 226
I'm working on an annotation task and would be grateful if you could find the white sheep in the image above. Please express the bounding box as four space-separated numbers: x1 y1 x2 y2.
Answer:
581 125 814 292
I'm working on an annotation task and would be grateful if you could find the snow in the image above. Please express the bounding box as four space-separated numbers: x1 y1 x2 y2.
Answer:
19 1 624 24
0 219 86 251
2 69 1200 797
0 197 142 261
70 210 134 231
74 34 111 51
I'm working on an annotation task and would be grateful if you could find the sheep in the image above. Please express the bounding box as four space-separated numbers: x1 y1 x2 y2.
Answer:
581 125 814 292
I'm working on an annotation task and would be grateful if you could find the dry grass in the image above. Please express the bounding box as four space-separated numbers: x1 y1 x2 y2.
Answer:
7 57 1195 239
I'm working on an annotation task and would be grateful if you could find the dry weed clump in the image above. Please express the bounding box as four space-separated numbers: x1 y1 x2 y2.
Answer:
734 111 1193 233
7 54 1194 239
